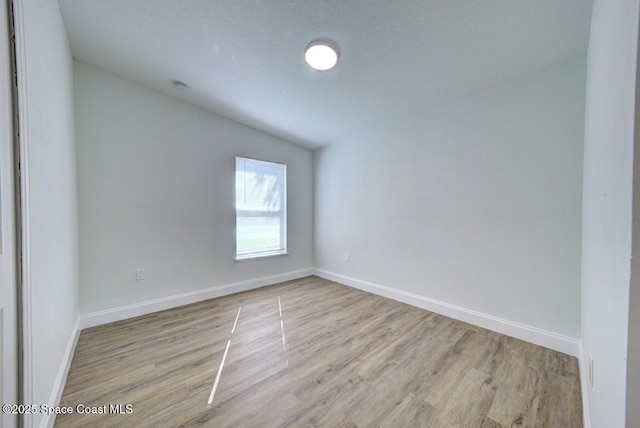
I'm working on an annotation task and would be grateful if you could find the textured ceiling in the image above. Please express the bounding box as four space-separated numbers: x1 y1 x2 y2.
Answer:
58 0 593 149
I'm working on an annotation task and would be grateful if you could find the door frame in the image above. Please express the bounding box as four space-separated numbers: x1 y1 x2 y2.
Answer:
11 0 34 424
1 0 21 427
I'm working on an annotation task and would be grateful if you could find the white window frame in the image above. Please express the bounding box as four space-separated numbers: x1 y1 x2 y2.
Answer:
234 156 288 260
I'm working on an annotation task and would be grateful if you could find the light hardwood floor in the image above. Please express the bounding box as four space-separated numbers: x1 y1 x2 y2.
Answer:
55 276 582 427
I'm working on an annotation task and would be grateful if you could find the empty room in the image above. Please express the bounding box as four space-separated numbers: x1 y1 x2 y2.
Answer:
1 0 639 427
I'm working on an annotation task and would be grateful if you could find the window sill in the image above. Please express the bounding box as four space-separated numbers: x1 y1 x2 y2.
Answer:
234 251 289 261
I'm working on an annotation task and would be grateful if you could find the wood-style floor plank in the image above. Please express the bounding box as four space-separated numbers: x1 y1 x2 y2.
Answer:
55 276 582 427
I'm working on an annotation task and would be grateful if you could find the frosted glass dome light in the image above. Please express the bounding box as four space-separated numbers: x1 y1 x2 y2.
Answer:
305 40 339 71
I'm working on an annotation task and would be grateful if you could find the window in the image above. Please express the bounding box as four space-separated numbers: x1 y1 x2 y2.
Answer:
235 156 287 259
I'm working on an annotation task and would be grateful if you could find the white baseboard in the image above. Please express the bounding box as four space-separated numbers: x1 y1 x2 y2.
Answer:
79 268 314 329
313 268 580 357
41 317 81 428
578 340 592 428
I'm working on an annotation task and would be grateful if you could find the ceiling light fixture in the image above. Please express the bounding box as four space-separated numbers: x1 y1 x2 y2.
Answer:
305 39 339 71
174 80 190 94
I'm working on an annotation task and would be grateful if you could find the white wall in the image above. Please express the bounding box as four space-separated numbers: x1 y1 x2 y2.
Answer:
630 159 640 424
629 24 640 426
315 60 585 339
628 15 640 426
74 61 313 313
581 0 639 426
14 0 79 427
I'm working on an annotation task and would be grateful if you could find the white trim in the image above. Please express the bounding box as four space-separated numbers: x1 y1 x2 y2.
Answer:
0 0 19 424
578 340 592 428
12 1 34 426
234 250 289 261
79 269 314 329
40 318 81 428
313 269 580 357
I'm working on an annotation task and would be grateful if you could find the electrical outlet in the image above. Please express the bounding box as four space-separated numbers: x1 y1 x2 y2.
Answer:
589 356 594 387
344 253 351 262
136 269 146 281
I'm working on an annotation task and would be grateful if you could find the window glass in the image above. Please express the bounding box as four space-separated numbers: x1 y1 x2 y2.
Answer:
235 156 287 259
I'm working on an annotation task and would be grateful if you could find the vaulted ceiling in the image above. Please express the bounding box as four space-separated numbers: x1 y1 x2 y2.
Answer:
58 0 593 149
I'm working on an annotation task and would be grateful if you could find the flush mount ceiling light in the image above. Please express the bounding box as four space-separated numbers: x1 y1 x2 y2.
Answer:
305 39 339 71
